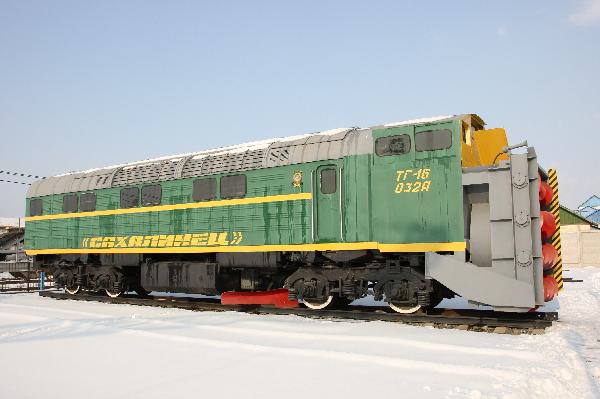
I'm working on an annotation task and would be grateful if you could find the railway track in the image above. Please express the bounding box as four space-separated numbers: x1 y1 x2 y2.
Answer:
38 291 558 334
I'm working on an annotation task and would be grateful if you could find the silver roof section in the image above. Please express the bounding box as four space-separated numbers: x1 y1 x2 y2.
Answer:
27 115 471 198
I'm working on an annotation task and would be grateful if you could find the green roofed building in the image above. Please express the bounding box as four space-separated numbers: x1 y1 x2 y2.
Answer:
560 205 597 227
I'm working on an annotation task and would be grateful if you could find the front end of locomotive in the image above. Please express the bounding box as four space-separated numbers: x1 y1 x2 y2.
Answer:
425 115 562 312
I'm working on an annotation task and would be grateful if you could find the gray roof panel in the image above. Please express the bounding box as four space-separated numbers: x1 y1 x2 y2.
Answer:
26 115 474 198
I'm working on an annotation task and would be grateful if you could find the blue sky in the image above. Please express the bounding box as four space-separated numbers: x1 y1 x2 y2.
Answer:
1 0 599 216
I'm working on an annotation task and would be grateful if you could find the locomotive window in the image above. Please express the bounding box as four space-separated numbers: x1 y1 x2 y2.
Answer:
320 168 337 194
29 198 43 216
415 129 452 151
80 192 96 212
375 134 411 156
220 174 246 199
62 194 78 213
120 187 139 209
193 178 217 202
141 184 162 206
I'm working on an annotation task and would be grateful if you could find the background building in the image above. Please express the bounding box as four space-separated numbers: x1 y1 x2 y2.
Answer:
576 195 600 223
560 205 600 267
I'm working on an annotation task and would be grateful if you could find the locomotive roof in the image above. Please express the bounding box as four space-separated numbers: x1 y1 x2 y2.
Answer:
27 114 479 198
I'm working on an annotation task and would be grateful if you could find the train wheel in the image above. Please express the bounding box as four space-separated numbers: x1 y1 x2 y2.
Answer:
65 285 81 295
104 267 125 298
303 295 334 310
105 287 124 298
389 303 421 314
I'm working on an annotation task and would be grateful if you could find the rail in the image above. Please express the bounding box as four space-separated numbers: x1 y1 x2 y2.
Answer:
38 291 558 334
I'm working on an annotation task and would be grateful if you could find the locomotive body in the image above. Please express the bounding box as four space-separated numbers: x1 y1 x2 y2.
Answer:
24 114 562 312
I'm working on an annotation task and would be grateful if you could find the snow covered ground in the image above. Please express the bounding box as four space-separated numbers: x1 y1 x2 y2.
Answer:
1 268 599 399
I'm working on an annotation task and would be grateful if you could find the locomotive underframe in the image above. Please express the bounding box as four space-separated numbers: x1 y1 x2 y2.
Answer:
38 249 448 309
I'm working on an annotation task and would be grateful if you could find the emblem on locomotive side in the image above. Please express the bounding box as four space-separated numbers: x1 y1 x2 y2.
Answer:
292 170 303 187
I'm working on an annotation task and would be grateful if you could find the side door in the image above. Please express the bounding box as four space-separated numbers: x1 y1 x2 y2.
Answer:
315 164 342 243
371 126 417 243
371 122 463 245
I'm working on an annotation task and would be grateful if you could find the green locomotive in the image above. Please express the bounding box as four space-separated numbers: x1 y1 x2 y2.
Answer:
25 114 562 312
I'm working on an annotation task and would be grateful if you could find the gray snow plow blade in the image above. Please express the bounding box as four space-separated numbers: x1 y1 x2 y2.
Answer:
426 148 544 311
426 252 535 309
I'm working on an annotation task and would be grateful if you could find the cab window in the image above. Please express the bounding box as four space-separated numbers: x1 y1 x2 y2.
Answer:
415 129 452 151
375 134 411 156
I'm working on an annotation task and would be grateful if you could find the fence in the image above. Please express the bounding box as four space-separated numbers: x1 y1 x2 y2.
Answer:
561 224 600 267
0 269 55 293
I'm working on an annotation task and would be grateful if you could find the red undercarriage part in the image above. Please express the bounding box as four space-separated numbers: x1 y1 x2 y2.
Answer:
221 288 299 308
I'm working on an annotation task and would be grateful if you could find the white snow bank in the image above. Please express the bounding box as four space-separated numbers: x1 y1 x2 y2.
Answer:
1 267 599 399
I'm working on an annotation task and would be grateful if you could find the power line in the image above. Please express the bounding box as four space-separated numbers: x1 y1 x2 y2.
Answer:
0 170 46 179
0 179 31 186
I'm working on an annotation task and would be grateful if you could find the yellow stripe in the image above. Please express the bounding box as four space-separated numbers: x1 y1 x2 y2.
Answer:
25 192 313 222
378 242 466 252
25 241 466 256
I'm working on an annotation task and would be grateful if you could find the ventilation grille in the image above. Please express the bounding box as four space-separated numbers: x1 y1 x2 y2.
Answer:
181 149 266 178
112 161 179 187
268 148 290 164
